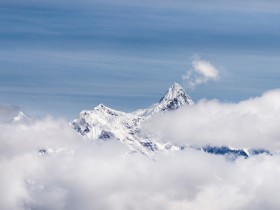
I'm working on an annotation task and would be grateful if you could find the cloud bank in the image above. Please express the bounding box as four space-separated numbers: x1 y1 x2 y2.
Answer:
183 58 220 89
145 89 280 150
1 98 280 210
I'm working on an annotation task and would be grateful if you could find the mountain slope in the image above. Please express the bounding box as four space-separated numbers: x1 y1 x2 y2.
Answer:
13 111 30 123
71 82 271 159
71 83 193 157
132 82 193 116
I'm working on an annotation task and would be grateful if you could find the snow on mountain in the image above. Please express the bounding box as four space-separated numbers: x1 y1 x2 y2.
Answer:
71 82 271 159
0 110 30 124
71 83 192 157
132 82 194 116
13 111 30 123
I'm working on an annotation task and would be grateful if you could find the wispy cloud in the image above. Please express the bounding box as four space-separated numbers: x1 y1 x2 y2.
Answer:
2 0 280 12
183 57 220 90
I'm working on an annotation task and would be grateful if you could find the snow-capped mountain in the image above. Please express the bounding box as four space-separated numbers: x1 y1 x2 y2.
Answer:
132 82 194 116
0 111 30 124
71 82 193 157
71 82 271 159
13 111 30 123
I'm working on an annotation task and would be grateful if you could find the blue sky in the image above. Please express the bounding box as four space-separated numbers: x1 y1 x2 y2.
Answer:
1 0 280 119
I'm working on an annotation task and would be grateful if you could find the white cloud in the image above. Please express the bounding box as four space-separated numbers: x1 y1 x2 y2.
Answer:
145 89 280 150
1 103 280 209
193 59 219 79
183 58 220 89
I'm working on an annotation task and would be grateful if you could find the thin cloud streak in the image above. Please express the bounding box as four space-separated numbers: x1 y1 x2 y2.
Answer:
1 0 280 13
1 0 280 119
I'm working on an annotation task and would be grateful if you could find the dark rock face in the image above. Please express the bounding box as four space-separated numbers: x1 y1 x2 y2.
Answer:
201 146 271 160
202 146 249 159
99 131 114 140
159 82 193 112
38 148 48 156
140 141 157 152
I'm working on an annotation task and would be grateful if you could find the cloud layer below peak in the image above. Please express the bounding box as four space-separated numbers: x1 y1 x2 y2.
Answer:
1 88 280 209
145 88 280 150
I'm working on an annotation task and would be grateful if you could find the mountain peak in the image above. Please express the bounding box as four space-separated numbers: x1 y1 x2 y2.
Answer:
13 111 29 123
160 82 185 102
95 103 107 110
171 82 182 89
132 82 194 117
158 82 194 110
94 103 121 116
